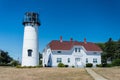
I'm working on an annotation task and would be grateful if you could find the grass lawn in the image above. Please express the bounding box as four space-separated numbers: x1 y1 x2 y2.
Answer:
93 67 120 80
0 67 93 80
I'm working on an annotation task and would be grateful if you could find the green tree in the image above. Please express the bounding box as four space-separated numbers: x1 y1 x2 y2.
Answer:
97 38 120 67
96 43 105 51
104 38 116 61
101 52 107 66
39 52 42 65
0 50 13 64
114 39 120 59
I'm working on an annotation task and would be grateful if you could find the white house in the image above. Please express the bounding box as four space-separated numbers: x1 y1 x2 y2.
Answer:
42 37 102 67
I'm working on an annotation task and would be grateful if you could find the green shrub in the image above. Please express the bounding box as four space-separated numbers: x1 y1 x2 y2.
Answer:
16 65 21 68
102 63 107 67
0 63 12 66
39 60 42 65
112 59 120 66
72 65 75 68
101 63 113 67
10 60 19 66
16 65 43 68
96 64 102 67
57 63 65 67
36 65 43 68
86 63 93 67
28 66 33 68
106 64 113 67
65 65 69 67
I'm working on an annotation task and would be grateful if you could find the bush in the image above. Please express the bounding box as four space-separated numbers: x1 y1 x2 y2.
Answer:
10 60 19 66
96 64 102 67
39 60 42 65
106 64 113 67
57 63 65 67
101 63 113 67
86 63 93 67
72 65 75 68
0 63 12 66
102 63 107 67
65 65 69 67
37 65 43 68
16 65 21 68
112 59 120 66
16 65 43 68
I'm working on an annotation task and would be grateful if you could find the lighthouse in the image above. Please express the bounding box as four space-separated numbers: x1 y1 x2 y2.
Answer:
22 12 40 66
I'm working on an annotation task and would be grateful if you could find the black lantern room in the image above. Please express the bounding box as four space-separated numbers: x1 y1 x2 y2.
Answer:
23 12 40 26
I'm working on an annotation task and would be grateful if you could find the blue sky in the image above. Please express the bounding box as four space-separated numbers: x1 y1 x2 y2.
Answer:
0 0 120 60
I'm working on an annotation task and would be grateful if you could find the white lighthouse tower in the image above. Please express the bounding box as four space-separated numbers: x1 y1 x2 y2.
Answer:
22 12 40 66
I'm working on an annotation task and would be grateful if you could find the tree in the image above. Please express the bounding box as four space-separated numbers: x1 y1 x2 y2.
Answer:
0 50 13 64
114 39 120 59
104 38 116 61
101 52 107 66
39 52 42 65
96 43 105 51
39 52 42 59
96 38 120 67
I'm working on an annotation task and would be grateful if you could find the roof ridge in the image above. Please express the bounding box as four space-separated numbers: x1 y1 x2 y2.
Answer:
49 40 102 51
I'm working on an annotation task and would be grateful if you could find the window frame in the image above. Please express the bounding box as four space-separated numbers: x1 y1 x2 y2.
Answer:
86 58 88 63
28 49 32 57
57 58 62 63
75 48 77 52
93 58 97 63
68 58 70 63
75 58 80 62
78 48 81 52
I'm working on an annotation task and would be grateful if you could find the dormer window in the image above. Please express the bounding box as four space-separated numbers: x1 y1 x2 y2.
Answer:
78 48 81 52
57 51 61 53
75 48 81 52
75 48 77 52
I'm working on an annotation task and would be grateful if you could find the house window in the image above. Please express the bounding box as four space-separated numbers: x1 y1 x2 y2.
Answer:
86 58 88 63
75 58 80 62
28 49 32 57
78 48 81 52
57 58 62 63
93 58 97 63
68 58 70 63
75 48 77 52
57 51 61 53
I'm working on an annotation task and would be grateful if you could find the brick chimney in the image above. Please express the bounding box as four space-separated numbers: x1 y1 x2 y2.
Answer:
84 38 87 44
60 36 62 42
70 38 73 42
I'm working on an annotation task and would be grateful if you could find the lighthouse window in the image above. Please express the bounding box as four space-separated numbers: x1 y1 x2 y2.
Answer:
28 49 32 57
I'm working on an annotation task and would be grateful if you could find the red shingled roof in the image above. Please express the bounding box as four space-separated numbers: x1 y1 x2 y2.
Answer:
49 40 102 51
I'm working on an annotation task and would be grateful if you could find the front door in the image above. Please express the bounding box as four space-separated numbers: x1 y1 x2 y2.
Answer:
75 58 82 67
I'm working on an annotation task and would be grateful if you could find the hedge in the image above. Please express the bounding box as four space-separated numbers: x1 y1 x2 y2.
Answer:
86 63 93 67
